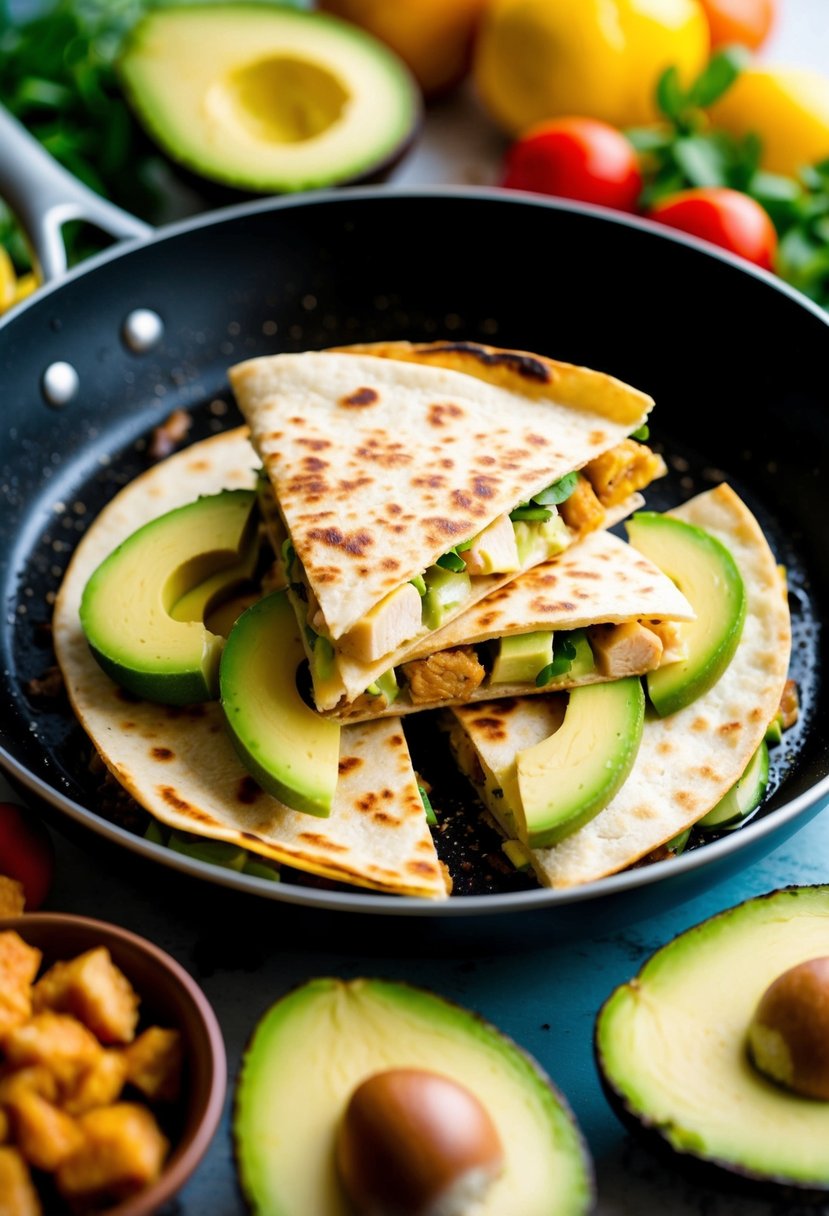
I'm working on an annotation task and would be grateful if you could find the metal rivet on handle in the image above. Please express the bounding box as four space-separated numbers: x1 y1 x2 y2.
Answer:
41 361 79 408
122 308 164 353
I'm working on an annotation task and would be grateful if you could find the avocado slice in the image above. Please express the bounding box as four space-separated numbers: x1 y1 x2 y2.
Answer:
516 679 645 849
118 5 420 194
168 830 248 871
595 886 829 1195
220 590 340 817
235 977 593 1216
626 512 746 717
491 631 554 685
421 565 472 631
80 490 258 705
697 741 769 832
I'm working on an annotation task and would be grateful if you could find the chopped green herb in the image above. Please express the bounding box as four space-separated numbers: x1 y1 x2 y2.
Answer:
366 682 380 695
281 538 295 573
303 625 318 650
535 636 578 687
436 549 468 573
532 471 579 506
509 506 553 522
410 573 427 596
630 424 650 441
418 785 437 827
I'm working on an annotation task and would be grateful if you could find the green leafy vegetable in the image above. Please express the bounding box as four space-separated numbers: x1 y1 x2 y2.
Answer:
410 573 427 596
532 471 579 506
509 506 553 523
418 785 437 827
436 549 468 573
535 636 578 687
630 424 650 441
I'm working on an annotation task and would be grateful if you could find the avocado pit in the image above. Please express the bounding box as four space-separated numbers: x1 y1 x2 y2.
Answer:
336 1068 504 1216
748 957 829 1100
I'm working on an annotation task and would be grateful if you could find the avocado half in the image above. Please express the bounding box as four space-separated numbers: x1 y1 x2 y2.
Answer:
595 886 829 1198
118 4 421 193
235 978 594 1215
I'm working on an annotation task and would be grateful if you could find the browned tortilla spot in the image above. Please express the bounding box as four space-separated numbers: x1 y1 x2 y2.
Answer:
357 793 378 812
453 490 473 510
657 741 673 755
373 812 401 826
417 341 553 384
121 721 135 731
589 430 606 445
414 475 446 489
428 402 464 427
307 526 373 556
472 476 498 499
469 716 507 741
297 833 348 853
531 598 577 614
389 734 404 746
425 516 465 538
569 570 601 580
297 437 330 451
387 503 403 515
676 790 696 809
718 721 742 735
691 717 709 732
236 776 262 805
406 860 440 877
338 756 363 775
341 387 378 407
158 787 219 826
440 458 455 469
151 747 174 762
527 433 549 446
303 456 329 471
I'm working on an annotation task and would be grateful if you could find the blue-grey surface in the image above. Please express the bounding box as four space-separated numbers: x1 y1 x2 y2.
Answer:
2 784 824 1216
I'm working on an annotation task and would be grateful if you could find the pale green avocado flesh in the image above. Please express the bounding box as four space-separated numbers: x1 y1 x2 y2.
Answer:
235 978 593 1216
626 512 746 717
491 631 554 685
220 590 340 817
596 886 829 1188
697 742 769 831
516 678 645 849
80 490 258 704
118 5 420 192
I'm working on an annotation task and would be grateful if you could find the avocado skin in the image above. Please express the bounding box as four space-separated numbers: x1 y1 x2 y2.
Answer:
234 977 595 1216
594 885 829 1201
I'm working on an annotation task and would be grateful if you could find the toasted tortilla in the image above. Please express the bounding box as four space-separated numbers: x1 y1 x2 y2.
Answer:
449 485 791 888
229 344 655 707
53 428 448 900
327 527 695 722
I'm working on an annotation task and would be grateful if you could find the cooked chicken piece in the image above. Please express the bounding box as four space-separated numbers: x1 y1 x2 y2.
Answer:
0 934 41 1042
124 1028 183 1103
4 1013 102 1091
0 1146 41 1216
8 1091 82 1172
462 514 520 575
0 1109 9 1145
589 621 664 678
56 1104 169 1206
63 1050 128 1116
402 647 486 705
558 475 605 535
583 439 666 507
0 877 25 918
32 947 140 1045
646 619 688 666
780 678 799 729
338 582 423 662
0 1067 57 1106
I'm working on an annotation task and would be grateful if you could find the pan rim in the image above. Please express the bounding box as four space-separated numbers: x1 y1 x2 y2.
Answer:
1 185 827 915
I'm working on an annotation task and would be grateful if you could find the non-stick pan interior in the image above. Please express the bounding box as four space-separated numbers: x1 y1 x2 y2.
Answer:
1 190 826 910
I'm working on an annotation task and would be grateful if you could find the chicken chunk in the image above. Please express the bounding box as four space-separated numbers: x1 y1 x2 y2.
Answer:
124 1027 183 1103
589 621 664 678
646 619 688 666
4 1013 102 1091
0 934 41 1042
462 514 520 575
8 1091 82 1172
0 1146 41 1216
62 1050 128 1116
402 647 486 705
583 439 667 507
32 947 140 1045
558 475 605 535
0 877 25 918
56 1104 169 1206
338 582 423 662
779 678 799 729
0 1067 57 1106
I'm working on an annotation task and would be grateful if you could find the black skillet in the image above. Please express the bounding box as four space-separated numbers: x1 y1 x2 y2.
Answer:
0 108 827 918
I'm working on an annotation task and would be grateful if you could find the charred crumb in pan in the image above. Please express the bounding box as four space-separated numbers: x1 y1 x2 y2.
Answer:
148 409 192 461
24 665 65 703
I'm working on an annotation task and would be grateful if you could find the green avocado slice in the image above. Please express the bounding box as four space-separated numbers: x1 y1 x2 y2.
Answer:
595 886 829 1193
220 590 340 817
234 978 593 1216
118 5 420 194
626 512 746 717
516 679 645 849
697 741 769 831
80 490 258 705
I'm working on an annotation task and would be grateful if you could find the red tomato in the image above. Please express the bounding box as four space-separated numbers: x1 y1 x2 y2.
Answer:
501 117 642 212
698 0 776 51
0 803 54 910
648 188 777 271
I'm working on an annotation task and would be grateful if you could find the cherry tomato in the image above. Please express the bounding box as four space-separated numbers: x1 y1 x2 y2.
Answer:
648 188 777 271
698 0 776 51
0 803 54 910
501 117 642 212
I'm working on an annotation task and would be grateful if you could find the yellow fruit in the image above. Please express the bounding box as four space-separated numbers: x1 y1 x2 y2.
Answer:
0 247 17 313
473 0 709 135
710 67 829 176
14 273 39 304
320 0 489 96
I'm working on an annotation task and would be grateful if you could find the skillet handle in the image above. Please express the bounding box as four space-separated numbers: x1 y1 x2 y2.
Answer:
0 105 153 283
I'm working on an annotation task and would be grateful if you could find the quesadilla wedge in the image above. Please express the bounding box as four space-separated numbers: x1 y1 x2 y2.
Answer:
324 528 695 722
448 485 791 887
55 428 448 899
229 343 666 710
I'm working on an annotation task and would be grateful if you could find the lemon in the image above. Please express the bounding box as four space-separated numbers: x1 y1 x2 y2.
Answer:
710 67 829 177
